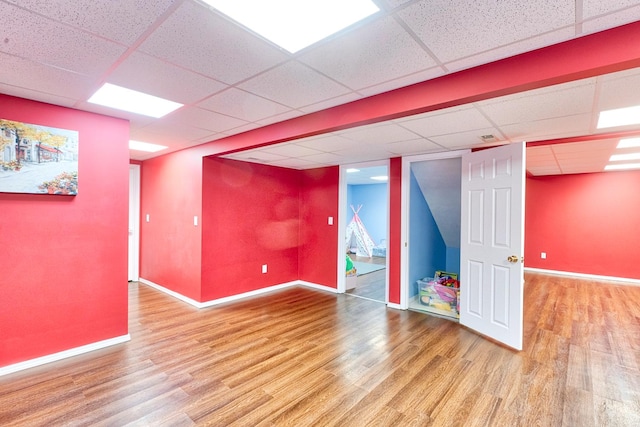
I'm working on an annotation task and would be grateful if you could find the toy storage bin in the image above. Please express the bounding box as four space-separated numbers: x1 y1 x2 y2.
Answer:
416 278 458 312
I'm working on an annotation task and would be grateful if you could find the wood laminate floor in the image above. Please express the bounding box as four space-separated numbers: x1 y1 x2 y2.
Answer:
346 254 386 302
1 273 639 426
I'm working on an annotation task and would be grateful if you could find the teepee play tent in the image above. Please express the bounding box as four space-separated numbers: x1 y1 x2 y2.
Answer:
345 205 376 257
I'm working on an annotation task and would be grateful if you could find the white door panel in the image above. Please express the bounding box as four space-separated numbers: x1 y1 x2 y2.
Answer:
460 142 525 350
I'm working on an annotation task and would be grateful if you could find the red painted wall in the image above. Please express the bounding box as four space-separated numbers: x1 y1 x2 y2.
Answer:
201 158 300 301
139 149 203 300
0 94 129 368
299 166 340 288
388 157 402 304
525 171 640 279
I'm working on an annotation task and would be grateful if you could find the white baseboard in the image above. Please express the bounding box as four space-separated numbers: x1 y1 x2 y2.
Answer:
138 278 339 308
0 334 130 377
297 280 340 294
386 302 403 310
525 267 640 286
138 278 203 307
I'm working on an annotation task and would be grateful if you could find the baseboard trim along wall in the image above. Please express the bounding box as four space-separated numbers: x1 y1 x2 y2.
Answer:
0 334 131 377
138 278 339 309
525 267 640 286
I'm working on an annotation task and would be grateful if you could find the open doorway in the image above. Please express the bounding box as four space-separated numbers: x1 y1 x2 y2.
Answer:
341 163 389 303
405 155 461 320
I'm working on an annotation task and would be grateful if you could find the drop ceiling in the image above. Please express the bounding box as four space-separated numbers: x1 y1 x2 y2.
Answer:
3 0 640 175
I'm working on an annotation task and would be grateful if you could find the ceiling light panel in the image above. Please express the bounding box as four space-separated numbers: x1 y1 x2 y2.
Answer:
604 162 640 171
129 140 168 152
617 138 640 148
597 105 640 128
202 0 380 53
88 83 183 118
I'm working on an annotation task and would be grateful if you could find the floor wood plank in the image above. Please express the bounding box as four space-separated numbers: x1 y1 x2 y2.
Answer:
1 273 639 426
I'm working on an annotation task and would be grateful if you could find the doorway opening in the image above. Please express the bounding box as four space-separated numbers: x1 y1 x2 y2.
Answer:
406 155 462 320
339 163 389 303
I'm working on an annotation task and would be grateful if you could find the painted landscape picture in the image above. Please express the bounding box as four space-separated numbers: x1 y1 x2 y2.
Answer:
0 119 78 195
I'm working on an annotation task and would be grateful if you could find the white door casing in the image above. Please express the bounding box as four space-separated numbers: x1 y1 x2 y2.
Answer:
460 142 525 350
128 164 140 281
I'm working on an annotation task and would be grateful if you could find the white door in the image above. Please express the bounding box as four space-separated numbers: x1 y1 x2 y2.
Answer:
459 142 525 350
128 164 140 281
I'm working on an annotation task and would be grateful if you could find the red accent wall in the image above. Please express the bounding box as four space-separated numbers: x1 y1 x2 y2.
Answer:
0 94 129 368
525 171 640 279
201 158 301 300
139 149 203 300
388 157 402 304
299 166 340 288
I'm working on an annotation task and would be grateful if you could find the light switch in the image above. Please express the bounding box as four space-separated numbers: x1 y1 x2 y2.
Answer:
328 216 333 225
146 214 150 223
194 216 198 226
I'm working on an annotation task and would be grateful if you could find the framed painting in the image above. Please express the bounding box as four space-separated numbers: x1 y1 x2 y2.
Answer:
0 119 78 195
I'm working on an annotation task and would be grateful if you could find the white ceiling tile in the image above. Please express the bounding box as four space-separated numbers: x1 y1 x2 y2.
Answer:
0 82 76 109
397 0 574 64
332 146 396 162
138 1 288 84
255 110 305 127
526 145 555 158
262 143 325 157
398 106 494 138
225 150 288 162
295 134 362 152
356 67 445 98
5 0 177 45
444 27 576 74
164 106 249 133
552 139 618 154
340 122 421 144
527 166 562 176
597 69 640 111
238 61 352 109
499 114 593 142
268 158 320 169
429 127 502 149
582 5 640 35
219 122 262 136
132 120 220 143
197 88 291 122
479 82 596 125
0 52 95 101
386 138 443 155
582 1 640 19
0 2 126 76
299 152 345 164
109 52 227 105
298 92 363 114
299 16 438 90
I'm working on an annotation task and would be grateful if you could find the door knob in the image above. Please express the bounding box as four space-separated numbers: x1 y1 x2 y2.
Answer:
507 255 519 263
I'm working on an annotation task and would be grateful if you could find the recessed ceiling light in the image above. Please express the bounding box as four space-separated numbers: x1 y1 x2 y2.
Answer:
610 152 640 162
129 140 168 153
597 105 640 129
604 162 640 171
617 137 640 148
346 168 360 173
370 175 388 181
202 0 380 53
89 83 183 118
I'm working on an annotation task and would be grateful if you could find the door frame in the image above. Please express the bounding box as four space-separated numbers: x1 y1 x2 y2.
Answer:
128 164 140 282
337 159 390 301
399 150 468 309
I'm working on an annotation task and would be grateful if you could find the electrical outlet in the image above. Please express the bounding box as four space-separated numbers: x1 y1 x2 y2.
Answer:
541 252 546 259
262 264 267 274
